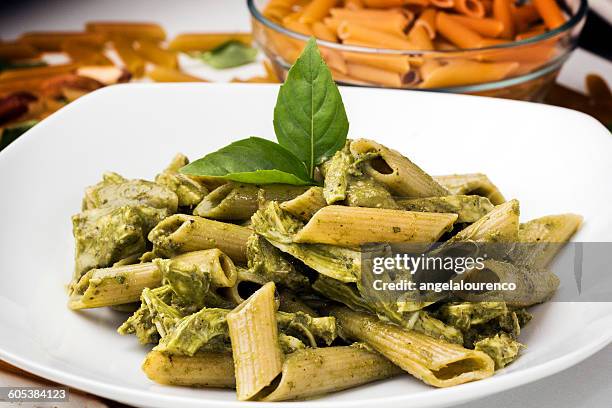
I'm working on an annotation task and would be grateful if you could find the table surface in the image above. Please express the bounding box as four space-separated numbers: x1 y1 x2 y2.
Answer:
1 0 611 406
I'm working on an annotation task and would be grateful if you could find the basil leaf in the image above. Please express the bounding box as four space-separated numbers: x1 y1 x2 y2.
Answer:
198 41 258 69
273 37 349 178
0 120 38 151
179 137 313 185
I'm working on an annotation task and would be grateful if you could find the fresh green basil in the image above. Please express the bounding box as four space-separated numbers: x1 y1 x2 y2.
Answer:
273 37 348 178
197 41 258 69
0 120 38 151
180 137 313 185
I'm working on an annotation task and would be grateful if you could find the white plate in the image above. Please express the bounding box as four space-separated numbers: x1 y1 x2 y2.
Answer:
0 83 611 408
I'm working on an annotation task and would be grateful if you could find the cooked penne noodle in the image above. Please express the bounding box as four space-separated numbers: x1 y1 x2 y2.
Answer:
338 21 414 49
261 346 402 401
419 59 442 80
147 66 208 82
194 183 307 221
220 268 270 305
493 0 515 39
331 307 495 387
454 0 485 18
433 173 505 204
227 282 283 401
294 205 457 246
453 259 560 307
450 199 520 242
350 139 448 198
168 33 252 52
513 213 582 267
397 195 494 223
324 16 407 36
280 186 328 220
533 0 566 29
86 22 166 42
111 36 146 77
435 12 483 48
148 214 251 263
346 62 408 87
447 15 504 37
134 40 178 68
19 32 106 51
170 249 238 288
142 350 236 387
415 8 438 39
419 60 518 88
69 262 162 310
299 0 338 23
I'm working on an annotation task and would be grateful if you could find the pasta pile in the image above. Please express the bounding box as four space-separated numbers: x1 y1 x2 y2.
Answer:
257 0 569 88
67 139 581 401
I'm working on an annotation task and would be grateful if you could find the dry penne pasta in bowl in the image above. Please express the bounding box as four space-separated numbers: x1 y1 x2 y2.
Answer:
61 40 594 403
248 0 586 100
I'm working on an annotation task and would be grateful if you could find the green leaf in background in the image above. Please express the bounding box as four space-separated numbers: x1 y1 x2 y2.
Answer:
179 137 313 185
273 37 349 178
0 120 38 151
0 59 46 72
198 41 258 69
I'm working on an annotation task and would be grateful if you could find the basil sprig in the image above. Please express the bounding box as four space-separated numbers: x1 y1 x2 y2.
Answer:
180 37 349 185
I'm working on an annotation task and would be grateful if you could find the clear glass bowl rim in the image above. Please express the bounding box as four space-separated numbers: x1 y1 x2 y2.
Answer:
247 0 588 55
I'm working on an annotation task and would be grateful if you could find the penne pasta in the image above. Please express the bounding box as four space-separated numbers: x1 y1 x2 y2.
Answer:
111 36 146 77
345 0 365 8
512 4 542 32
415 8 438 39
312 21 339 41
263 0 301 21
350 139 448 198
0 42 40 60
435 12 483 48
280 186 328 220
493 0 515 39
148 214 251 263
142 350 236 388
397 195 494 223
168 33 252 52
261 346 402 401
533 0 566 29
134 40 178 68
447 15 504 37
86 22 166 42
147 66 208 82
338 21 414 50
294 205 458 246
454 0 485 18
343 52 411 74
433 173 505 204
450 199 520 242
331 307 495 387
431 0 455 8
227 282 283 401
19 32 106 52
194 183 308 221
220 268 269 305
299 0 338 24
419 60 519 88
515 24 547 40
407 24 434 50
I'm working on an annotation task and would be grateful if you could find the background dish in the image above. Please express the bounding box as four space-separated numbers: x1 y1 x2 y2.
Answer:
0 83 610 407
249 0 587 100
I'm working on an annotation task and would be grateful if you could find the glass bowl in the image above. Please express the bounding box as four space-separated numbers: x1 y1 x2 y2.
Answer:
248 0 587 101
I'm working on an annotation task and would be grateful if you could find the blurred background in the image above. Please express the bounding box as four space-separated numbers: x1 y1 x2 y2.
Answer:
0 0 610 152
